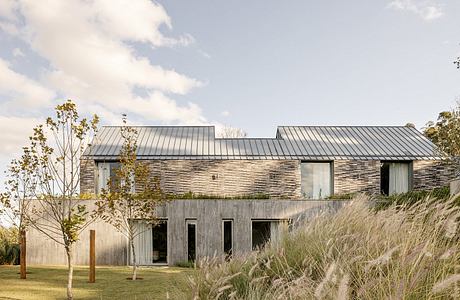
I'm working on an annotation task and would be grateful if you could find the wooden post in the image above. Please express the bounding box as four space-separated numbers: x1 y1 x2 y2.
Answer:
20 229 26 279
89 230 95 283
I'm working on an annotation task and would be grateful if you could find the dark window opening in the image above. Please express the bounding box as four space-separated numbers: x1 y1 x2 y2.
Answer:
380 163 390 195
152 221 167 263
252 221 271 250
380 161 411 196
187 222 196 261
223 220 232 258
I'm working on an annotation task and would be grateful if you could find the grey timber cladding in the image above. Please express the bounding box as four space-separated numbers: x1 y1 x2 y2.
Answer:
83 125 440 160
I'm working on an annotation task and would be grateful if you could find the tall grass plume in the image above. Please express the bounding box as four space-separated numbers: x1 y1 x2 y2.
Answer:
188 194 460 299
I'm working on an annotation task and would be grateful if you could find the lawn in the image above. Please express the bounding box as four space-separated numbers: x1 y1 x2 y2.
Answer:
0 265 193 300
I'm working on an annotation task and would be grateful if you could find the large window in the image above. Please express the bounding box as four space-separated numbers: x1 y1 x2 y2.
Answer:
96 161 120 194
380 162 412 195
130 220 168 265
300 162 333 199
251 220 289 250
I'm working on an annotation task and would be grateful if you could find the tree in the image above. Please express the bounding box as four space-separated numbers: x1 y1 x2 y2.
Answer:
217 125 248 138
454 56 459 69
424 105 460 175
95 116 166 280
0 147 37 279
5 100 99 300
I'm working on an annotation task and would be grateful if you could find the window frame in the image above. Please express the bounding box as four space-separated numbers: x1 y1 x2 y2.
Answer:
222 219 233 258
185 219 197 262
96 160 136 194
300 161 334 199
380 160 413 195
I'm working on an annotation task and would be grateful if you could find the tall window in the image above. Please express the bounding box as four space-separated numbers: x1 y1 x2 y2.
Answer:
129 220 168 265
222 220 233 258
381 162 412 195
96 162 120 194
300 162 333 199
186 220 197 262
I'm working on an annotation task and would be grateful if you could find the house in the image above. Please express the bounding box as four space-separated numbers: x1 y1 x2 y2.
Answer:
27 125 455 266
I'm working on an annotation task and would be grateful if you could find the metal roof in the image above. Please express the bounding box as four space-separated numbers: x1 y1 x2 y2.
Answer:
83 125 441 160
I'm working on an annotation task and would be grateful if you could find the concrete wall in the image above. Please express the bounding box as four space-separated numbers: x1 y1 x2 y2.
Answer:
27 199 347 266
164 199 347 265
450 179 460 195
80 159 456 198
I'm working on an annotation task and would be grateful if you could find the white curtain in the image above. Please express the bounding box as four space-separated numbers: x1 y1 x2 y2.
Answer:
301 163 331 199
389 163 409 195
131 220 153 265
97 162 110 194
270 220 288 247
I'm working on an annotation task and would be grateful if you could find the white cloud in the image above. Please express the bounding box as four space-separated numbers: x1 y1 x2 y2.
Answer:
221 110 230 117
0 0 19 21
198 49 212 59
12 47 24 57
0 58 55 109
0 0 206 125
387 0 444 21
0 116 40 156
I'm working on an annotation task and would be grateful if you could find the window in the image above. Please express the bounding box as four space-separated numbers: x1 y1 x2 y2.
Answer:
381 161 412 195
97 161 135 194
186 220 197 262
301 162 333 199
251 220 289 250
96 161 120 194
222 220 233 257
152 221 167 263
130 219 168 265
252 221 271 250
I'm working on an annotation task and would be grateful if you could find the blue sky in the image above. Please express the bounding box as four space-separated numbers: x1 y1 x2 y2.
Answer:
0 0 459 170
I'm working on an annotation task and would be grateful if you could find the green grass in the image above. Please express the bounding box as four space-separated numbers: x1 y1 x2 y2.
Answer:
0 265 192 300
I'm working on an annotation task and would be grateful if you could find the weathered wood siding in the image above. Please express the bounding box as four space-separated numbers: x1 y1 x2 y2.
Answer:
26 201 127 266
27 199 347 266
333 160 380 194
80 159 455 198
413 160 456 190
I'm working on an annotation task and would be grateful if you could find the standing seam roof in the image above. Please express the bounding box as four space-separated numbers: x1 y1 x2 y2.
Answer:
83 125 442 160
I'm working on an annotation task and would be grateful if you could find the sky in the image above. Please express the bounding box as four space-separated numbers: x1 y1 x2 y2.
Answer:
0 0 459 178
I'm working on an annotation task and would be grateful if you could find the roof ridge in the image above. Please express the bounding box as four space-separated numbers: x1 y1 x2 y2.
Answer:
100 125 216 128
277 125 414 128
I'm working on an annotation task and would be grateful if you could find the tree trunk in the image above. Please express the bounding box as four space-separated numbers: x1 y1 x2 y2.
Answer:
130 239 137 280
65 245 74 300
20 229 26 279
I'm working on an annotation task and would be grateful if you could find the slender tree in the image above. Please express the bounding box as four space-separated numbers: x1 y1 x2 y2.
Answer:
0 147 37 279
95 116 166 280
7 100 99 300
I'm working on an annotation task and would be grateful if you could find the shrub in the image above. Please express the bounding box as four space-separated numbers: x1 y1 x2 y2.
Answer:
0 226 20 265
189 195 460 299
374 186 455 210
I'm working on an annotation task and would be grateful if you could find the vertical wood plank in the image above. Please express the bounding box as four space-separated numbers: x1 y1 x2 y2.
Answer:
89 230 95 283
20 230 26 279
